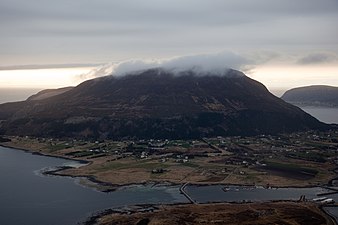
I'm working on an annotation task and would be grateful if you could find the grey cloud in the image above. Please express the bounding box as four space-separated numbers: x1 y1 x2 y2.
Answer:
297 52 338 65
2 0 337 29
0 0 338 66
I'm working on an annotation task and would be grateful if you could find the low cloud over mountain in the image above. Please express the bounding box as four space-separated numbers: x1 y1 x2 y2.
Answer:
79 51 253 80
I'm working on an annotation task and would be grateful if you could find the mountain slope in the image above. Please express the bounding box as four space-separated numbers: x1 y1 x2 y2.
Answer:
0 68 328 139
27 87 73 101
282 85 338 107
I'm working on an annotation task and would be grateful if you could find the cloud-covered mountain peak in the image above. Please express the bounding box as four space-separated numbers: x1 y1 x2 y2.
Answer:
80 51 251 80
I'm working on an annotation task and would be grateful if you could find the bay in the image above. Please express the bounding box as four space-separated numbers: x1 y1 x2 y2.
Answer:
0 146 186 225
1 146 337 225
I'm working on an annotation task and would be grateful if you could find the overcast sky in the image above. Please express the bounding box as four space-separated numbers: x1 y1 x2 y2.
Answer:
0 0 337 91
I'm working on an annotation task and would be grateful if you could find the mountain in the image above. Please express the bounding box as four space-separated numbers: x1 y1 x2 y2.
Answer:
281 85 338 107
0 68 329 139
27 87 74 101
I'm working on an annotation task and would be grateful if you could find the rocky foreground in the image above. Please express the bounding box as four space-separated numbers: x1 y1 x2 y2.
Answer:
90 202 334 225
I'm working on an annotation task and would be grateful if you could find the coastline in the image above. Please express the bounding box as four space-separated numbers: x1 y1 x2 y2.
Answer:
320 205 338 225
1 141 332 191
1 137 335 189
83 201 337 225
0 141 187 191
0 142 89 164
1 141 338 225
1 136 338 191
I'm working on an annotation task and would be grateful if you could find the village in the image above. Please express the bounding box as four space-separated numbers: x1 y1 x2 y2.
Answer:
1 129 338 188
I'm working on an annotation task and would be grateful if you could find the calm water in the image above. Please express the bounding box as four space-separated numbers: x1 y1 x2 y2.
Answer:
300 106 338 124
326 207 338 222
324 193 338 221
0 88 41 104
185 185 338 222
185 185 328 203
0 146 186 225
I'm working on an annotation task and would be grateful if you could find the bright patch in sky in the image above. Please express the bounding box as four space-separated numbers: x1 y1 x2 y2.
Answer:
251 64 338 92
1 63 337 98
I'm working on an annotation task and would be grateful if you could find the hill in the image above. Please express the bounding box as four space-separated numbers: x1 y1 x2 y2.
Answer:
27 87 74 101
0 68 328 139
281 85 338 107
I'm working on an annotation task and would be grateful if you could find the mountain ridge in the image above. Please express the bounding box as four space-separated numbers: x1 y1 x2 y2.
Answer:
27 87 74 101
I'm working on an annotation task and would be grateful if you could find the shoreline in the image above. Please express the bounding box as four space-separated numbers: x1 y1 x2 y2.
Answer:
1 140 337 190
0 142 89 164
1 142 333 191
83 201 337 225
0 142 186 192
2 132 337 189
320 205 338 225
1 142 338 225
